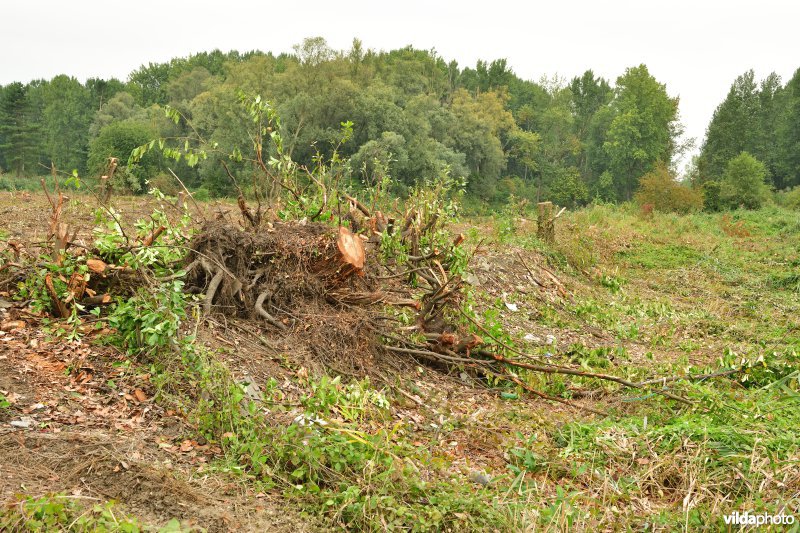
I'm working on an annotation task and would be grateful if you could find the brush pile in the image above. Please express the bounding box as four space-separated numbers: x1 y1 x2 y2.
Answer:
182 194 476 375
2 177 712 415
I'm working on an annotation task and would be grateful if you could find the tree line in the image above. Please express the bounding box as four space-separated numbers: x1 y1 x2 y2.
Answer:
0 38 797 210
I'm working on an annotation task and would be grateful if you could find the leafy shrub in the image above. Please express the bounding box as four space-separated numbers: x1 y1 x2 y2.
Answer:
634 162 703 213
719 152 771 209
592 170 616 202
775 185 800 210
548 166 589 207
87 119 163 193
147 172 181 196
192 187 210 201
701 180 722 212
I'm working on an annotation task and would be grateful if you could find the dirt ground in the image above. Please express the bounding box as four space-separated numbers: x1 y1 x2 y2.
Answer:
0 317 311 531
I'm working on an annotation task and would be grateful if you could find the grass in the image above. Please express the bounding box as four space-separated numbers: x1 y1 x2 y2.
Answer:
8 196 800 530
461 202 800 529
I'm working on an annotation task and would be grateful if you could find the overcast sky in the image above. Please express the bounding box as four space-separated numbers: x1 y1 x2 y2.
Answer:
2 0 798 167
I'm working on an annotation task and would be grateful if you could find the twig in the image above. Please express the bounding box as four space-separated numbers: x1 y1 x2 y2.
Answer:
384 345 484 365
168 168 204 220
505 374 607 416
515 251 546 288
637 367 743 387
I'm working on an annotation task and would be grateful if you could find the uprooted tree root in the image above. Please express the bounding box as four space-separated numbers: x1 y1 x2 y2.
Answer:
5 180 722 416
183 221 422 374
182 213 713 412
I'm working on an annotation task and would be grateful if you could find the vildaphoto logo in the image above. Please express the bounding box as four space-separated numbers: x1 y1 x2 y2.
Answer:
723 511 795 526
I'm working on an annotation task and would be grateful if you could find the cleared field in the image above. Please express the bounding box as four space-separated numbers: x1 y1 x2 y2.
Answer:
1 191 799 531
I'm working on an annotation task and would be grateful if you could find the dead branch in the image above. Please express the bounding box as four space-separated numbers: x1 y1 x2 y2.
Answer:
637 367 743 387
167 168 204 220
504 373 607 416
141 225 166 247
81 294 112 306
344 194 371 218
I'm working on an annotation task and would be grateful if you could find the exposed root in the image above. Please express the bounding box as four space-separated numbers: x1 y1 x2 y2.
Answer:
255 290 286 330
203 269 224 316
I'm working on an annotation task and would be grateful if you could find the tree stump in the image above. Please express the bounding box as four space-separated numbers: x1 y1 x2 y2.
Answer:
537 202 555 244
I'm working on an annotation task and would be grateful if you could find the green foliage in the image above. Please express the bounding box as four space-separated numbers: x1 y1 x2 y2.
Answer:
115 278 512 531
94 201 193 356
88 120 162 192
0 82 41 176
592 170 615 201
697 68 800 193
108 280 190 357
633 162 703 213
494 194 528 243
603 65 680 200
40 75 93 174
0 493 183 532
701 180 722 212
775 185 800 210
16 252 87 316
0 44 696 208
548 166 589 207
192 187 210 201
698 70 765 183
719 151 771 209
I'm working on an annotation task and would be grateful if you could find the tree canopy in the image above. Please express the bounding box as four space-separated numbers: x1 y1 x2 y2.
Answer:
5 38 791 210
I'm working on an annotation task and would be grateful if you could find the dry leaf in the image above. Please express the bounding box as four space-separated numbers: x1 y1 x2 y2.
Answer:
0 320 26 331
133 389 147 402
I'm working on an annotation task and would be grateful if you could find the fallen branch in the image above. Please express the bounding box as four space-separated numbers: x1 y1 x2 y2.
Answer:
637 367 743 387
81 294 112 306
141 225 166 247
505 373 607 416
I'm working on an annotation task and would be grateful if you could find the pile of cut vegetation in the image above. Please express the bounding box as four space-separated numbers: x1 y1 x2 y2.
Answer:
185 219 397 373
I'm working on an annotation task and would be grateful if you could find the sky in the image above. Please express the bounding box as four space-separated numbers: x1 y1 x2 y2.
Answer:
2 0 798 168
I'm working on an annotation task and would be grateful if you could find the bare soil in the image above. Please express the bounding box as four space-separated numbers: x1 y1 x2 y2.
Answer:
0 317 311 531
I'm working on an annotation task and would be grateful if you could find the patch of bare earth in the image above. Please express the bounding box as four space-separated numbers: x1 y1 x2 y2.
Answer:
0 319 311 532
